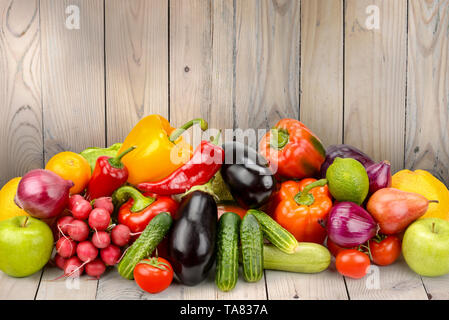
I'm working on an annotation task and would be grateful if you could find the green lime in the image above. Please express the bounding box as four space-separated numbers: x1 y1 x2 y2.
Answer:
326 157 369 205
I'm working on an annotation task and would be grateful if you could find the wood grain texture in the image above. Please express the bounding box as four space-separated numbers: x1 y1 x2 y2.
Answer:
421 273 449 300
234 0 300 147
40 0 105 159
406 0 449 186
169 0 212 148
300 0 343 147
0 0 43 186
0 270 41 300
35 266 98 300
344 0 407 172
97 266 267 300
105 0 168 144
211 0 234 132
345 257 428 300
265 269 348 300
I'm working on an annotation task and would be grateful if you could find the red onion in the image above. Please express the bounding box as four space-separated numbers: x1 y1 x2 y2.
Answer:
15 169 74 219
327 202 377 247
320 144 375 178
366 161 392 195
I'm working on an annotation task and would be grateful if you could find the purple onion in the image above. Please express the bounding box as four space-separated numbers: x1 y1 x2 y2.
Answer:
327 202 377 247
366 161 392 195
320 144 375 178
15 169 74 219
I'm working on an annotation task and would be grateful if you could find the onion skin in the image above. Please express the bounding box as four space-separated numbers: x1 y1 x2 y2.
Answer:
15 169 74 219
327 202 377 248
320 144 375 178
366 161 392 195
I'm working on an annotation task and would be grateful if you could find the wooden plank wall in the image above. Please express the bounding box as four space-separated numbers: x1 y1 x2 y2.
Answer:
1 0 449 187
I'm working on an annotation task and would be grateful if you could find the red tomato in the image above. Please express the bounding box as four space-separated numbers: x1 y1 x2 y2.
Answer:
368 235 401 266
326 238 355 257
133 257 173 294
217 203 247 219
336 249 370 279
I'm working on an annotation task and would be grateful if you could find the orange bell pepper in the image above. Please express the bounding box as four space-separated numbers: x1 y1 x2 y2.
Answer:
273 178 332 244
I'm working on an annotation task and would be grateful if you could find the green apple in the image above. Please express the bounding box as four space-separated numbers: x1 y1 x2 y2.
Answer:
402 217 449 277
0 216 53 277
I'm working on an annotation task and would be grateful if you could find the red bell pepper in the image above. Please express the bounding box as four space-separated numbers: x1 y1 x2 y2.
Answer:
86 146 136 201
137 133 224 195
112 186 178 234
259 119 326 179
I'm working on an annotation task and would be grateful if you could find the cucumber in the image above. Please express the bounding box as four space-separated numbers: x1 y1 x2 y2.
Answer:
248 209 298 254
240 213 263 283
215 212 241 292
263 243 331 273
118 212 172 280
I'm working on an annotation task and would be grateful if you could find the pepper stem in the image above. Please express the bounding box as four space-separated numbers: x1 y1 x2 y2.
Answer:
169 118 208 143
210 130 221 146
294 179 328 206
108 146 136 169
112 186 155 214
269 128 289 150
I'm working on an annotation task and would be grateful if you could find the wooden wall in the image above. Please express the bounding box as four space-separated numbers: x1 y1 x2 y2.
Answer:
1 0 448 187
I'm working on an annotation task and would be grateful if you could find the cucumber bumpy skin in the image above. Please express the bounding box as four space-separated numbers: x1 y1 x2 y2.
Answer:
240 213 264 283
215 212 241 292
248 209 298 254
117 212 173 280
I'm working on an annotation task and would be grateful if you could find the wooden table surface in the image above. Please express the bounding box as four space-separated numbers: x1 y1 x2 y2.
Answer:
1 257 449 300
1 0 449 300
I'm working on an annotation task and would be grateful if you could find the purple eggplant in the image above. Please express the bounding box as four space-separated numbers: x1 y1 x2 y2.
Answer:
320 144 375 178
366 161 392 195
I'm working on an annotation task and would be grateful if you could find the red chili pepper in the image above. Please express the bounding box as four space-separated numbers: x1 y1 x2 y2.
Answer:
137 134 224 195
86 146 136 201
113 186 179 234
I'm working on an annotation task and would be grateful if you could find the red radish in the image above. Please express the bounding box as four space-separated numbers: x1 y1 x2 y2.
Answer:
70 199 92 220
85 259 106 277
88 208 110 231
56 237 77 258
69 194 85 208
57 215 74 235
67 219 90 242
54 254 67 270
93 197 114 214
100 244 121 266
111 224 131 247
64 256 84 277
76 241 98 262
91 231 111 249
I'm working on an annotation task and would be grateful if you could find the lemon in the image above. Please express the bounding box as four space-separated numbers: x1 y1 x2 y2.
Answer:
326 157 369 205
0 177 29 222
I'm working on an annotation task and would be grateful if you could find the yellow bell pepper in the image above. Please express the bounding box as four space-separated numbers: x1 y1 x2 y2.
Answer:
0 177 29 221
392 170 449 220
118 115 208 185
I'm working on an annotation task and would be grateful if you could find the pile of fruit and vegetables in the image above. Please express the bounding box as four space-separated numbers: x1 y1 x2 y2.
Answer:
1 114 449 295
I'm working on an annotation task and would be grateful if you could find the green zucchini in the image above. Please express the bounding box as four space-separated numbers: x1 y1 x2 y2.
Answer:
117 212 172 280
215 212 241 292
240 213 263 283
263 243 331 273
248 209 298 254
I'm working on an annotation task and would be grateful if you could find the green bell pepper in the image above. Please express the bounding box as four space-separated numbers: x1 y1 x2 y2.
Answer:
80 143 123 173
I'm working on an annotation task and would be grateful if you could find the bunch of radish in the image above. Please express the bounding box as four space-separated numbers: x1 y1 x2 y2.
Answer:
54 195 133 278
